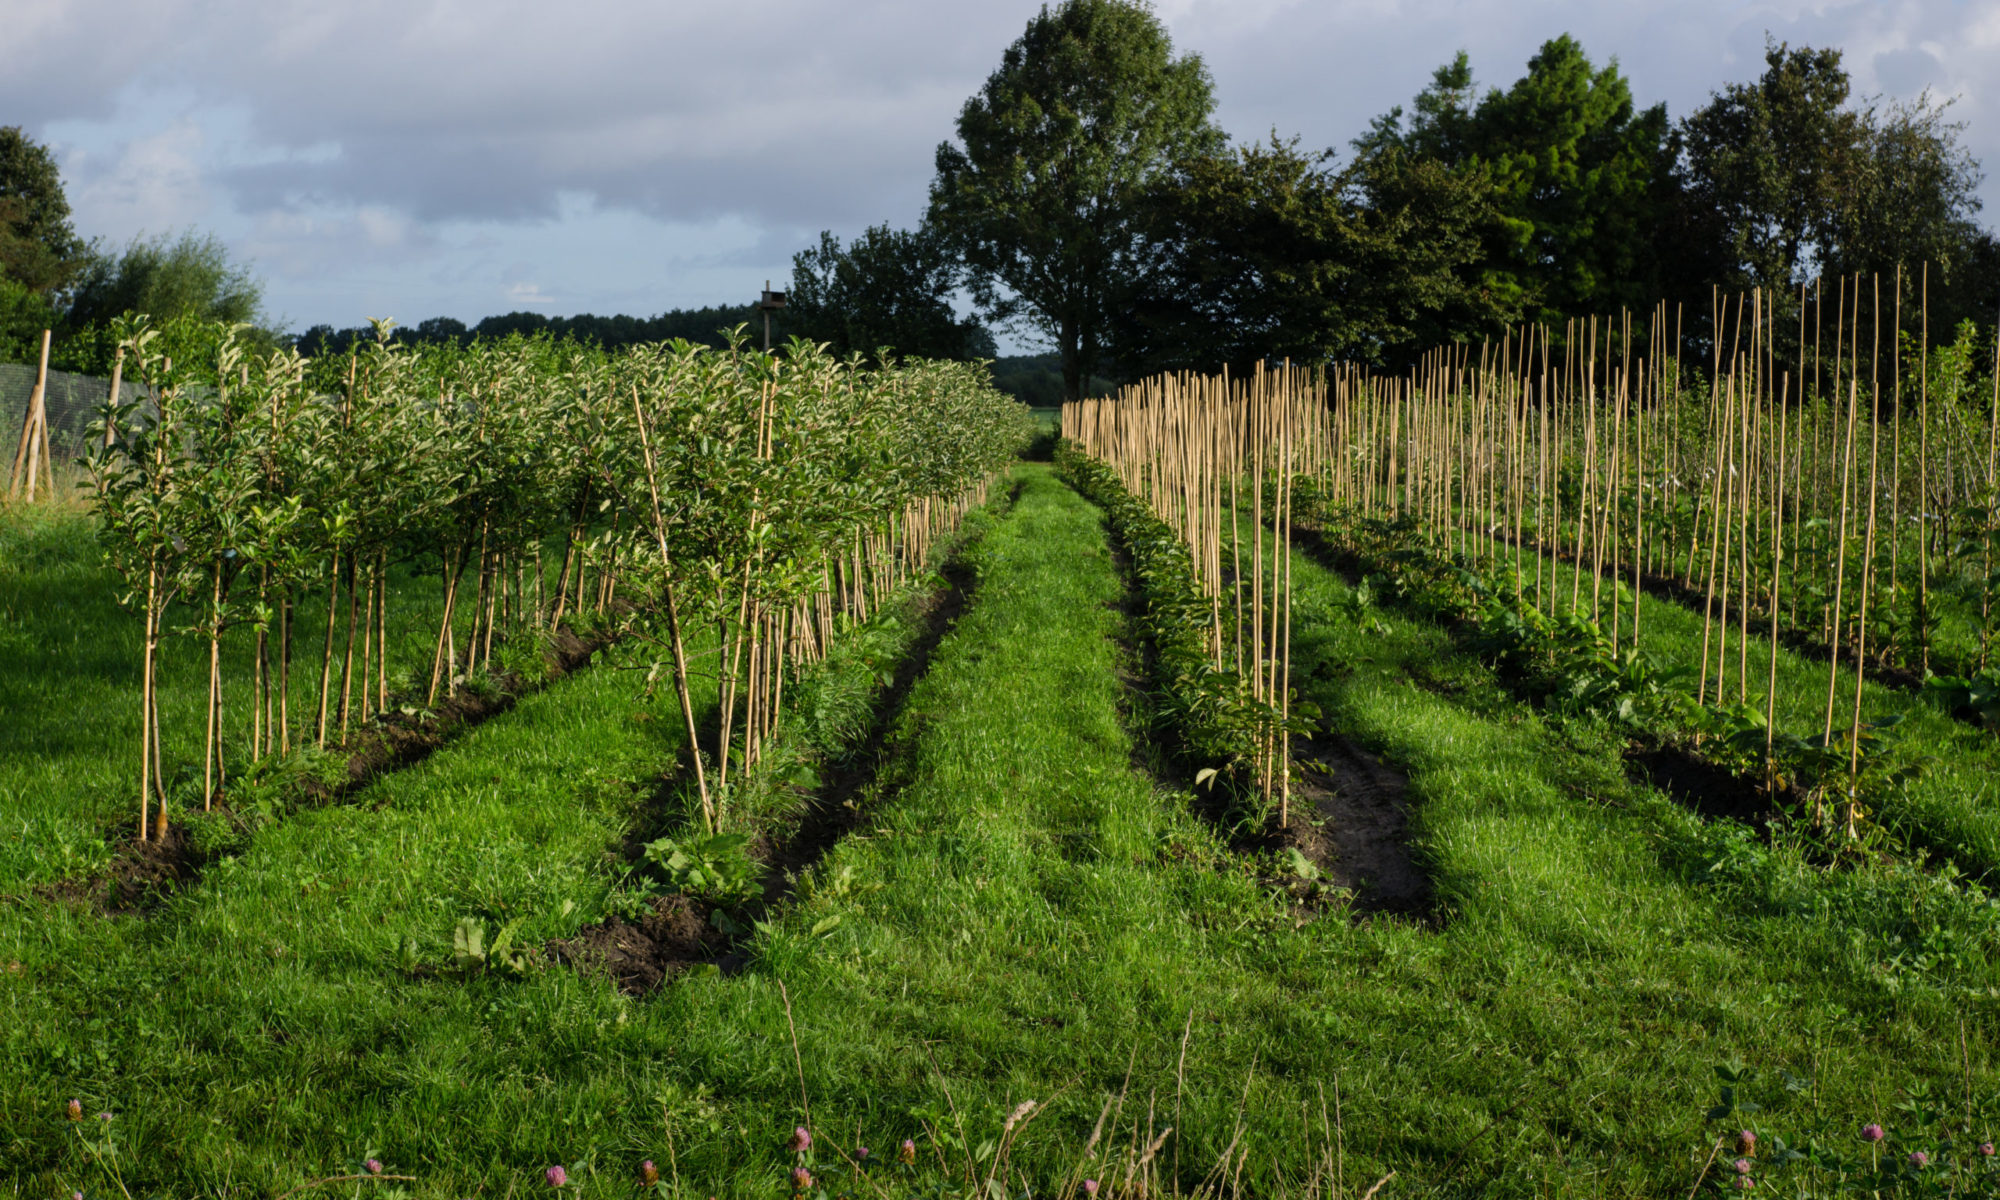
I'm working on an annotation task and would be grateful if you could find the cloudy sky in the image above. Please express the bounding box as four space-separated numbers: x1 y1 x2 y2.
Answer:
5 0 1996 345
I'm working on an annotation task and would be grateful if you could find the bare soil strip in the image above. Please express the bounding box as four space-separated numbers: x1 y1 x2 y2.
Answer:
551 494 1010 994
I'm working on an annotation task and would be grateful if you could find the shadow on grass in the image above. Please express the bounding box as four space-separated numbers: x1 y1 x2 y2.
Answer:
551 485 1017 994
36 620 621 915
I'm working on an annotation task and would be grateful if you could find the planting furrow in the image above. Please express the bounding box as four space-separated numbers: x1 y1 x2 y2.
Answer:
550 485 1011 992
1062 439 1431 916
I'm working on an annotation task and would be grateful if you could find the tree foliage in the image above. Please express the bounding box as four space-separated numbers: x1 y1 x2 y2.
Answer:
66 230 264 333
1110 137 1509 375
929 0 1222 400
85 317 1033 835
1358 36 1670 324
0 276 58 363
786 224 993 362
1673 39 1987 292
1671 41 1868 290
0 126 88 298
296 304 765 359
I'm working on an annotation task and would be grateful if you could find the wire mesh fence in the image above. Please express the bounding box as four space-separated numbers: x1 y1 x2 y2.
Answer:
1 363 152 463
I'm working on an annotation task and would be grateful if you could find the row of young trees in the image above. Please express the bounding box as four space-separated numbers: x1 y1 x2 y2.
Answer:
87 320 1031 842
1061 260 2000 837
1300 268 1996 830
1060 368 1313 818
1291 271 2000 687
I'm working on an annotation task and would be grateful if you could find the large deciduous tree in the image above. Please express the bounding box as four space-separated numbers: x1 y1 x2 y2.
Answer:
0 126 88 298
1671 42 1863 290
1673 39 1987 292
1111 137 1511 376
786 223 994 362
929 0 1222 399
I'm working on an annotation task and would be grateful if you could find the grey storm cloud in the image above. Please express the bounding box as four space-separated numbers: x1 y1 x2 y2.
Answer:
1 0 1993 330
2 0 1032 227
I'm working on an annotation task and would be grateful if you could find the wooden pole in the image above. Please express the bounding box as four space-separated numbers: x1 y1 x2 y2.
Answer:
10 329 52 501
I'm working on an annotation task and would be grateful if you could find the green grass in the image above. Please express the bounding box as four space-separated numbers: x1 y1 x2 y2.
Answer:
1453 536 2000 878
5 469 1999 1198
0 506 469 893
1272 521 2000 1193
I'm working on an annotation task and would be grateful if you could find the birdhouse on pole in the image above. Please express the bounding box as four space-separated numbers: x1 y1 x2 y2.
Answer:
758 280 788 352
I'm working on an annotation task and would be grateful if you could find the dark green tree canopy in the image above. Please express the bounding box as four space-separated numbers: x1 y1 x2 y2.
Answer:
294 305 767 359
1358 36 1669 324
1110 136 1510 376
1673 39 1986 292
0 126 89 297
1672 41 1863 289
786 223 994 362
929 0 1223 399
0 276 59 363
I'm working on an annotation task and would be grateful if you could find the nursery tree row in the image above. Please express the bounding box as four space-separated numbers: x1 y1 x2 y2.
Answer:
1076 264 1999 843
86 319 1032 843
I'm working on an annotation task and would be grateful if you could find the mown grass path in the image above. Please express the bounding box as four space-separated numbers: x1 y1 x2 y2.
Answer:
6 465 1997 1200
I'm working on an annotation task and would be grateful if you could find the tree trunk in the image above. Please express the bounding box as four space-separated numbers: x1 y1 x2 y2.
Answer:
337 551 361 743
315 551 342 748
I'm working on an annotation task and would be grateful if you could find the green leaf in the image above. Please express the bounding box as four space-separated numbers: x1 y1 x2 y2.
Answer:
452 917 485 970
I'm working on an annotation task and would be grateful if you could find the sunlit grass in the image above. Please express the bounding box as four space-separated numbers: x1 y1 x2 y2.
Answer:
0 505 455 892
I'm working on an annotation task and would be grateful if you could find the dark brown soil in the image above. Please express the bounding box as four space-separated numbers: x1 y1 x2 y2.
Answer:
549 506 996 996
1626 742 1790 829
43 820 215 913
763 552 977 886
548 893 729 993
1286 519 1816 845
1283 734 1432 916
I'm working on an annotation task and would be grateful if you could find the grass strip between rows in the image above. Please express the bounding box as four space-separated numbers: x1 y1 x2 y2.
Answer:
1290 484 2000 881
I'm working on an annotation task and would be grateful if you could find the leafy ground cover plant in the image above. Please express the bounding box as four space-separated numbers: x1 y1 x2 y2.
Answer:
1055 439 1305 818
1280 475 1957 864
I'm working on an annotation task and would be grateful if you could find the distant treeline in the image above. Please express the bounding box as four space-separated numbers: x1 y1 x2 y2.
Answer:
294 305 765 358
293 309 1092 408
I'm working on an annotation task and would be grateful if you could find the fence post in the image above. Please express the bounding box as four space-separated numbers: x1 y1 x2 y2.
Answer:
33 329 52 500
9 329 52 501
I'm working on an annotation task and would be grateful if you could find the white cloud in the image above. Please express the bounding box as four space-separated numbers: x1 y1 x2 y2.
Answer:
62 118 212 241
503 281 553 307
1 0 1993 334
